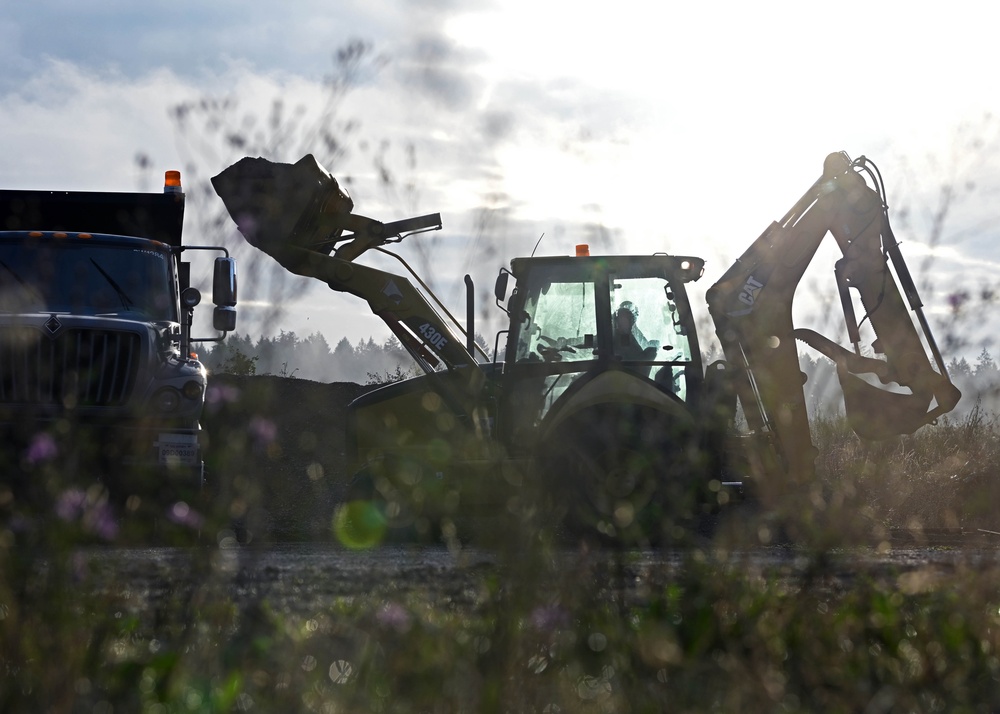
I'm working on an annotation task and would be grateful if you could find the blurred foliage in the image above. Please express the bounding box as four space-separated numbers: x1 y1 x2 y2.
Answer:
4 399 1000 709
365 364 417 386
217 346 259 377
4 532 1000 710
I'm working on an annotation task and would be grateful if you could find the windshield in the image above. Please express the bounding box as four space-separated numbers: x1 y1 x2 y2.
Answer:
509 261 698 402
0 238 176 321
610 274 694 396
514 277 598 365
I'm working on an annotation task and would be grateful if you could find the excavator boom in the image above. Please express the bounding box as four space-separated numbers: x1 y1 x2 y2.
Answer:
707 152 961 486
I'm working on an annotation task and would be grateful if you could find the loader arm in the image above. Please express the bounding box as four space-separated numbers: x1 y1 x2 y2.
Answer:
707 152 961 485
211 155 486 414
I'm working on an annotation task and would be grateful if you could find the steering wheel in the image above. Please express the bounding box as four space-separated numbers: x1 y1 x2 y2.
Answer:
537 334 578 362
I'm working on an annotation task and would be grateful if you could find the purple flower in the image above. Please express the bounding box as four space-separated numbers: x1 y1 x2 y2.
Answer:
25 432 58 464
206 384 241 408
947 291 970 315
529 605 570 633
167 501 205 530
55 489 87 521
58 489 119 540
83 502 119 541
249 416 277 452
376 602 412 632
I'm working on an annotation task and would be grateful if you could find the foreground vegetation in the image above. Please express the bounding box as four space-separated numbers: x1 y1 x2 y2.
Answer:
3 407 1000 711
4 546 1000 712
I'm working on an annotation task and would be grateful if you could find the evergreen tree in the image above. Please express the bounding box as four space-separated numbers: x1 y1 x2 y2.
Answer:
299 331 333 380
948 355 973 378
332 336 362 382
974 347 997 377
332 336 355 359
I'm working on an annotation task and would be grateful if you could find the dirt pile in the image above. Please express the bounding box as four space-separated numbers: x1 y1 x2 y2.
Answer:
196 375 1000 543
200 374 378 541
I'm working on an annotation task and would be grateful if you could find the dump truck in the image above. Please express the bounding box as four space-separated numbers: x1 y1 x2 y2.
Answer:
0 171 238 502
212 152 960 544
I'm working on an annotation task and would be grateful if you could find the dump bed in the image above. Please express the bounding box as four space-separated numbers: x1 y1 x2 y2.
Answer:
0 189 185 247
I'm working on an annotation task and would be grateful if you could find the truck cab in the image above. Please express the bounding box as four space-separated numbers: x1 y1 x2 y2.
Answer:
0 175 236 501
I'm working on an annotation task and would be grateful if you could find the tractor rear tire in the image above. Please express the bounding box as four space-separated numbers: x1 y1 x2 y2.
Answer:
540 405 708 546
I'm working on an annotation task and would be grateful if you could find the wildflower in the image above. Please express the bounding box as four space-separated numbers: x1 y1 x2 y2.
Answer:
947 290 970 315
167 501 205 530
56 488 119 540
206 384 241 408
376 601 412 633
55 489 87 521
249 416 278 453
83 501 119 541
25 432 58 464
529 604 570 633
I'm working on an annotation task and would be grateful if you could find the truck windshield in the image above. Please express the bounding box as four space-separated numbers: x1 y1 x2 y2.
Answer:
0 238 176 321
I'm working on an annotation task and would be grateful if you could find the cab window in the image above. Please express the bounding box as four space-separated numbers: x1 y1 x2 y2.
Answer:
514 279 597 364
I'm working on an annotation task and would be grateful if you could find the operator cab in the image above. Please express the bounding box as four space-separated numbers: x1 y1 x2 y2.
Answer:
496 252 705 449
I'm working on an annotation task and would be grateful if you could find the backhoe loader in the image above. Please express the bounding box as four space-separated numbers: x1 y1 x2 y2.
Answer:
212 151 960 544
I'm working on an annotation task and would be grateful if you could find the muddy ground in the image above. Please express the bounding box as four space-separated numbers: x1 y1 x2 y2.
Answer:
84 542 1000 618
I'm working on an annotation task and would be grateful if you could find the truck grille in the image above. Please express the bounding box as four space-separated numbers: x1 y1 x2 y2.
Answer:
0 327 141 407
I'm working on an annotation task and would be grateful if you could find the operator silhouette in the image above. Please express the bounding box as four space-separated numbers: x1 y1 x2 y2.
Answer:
614 301 654 361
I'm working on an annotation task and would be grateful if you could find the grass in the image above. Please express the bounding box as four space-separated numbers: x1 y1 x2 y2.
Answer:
3 408 1000 711
5 545 1000 711
812 403 1000 535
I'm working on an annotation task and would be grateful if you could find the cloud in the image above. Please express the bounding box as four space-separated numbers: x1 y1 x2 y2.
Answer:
0 60 187 190
1 1 399 90
2 2 999 361
396 33 484 112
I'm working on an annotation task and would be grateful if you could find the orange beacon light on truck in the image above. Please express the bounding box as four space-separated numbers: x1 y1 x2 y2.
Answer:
164 170 182 193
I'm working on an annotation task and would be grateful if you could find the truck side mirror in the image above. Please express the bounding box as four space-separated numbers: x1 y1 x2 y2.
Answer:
213 306 237 332
494 271 509 303
213 257 237 307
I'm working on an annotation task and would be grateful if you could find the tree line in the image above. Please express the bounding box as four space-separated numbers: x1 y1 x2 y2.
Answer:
201 331 415 385
205 330 1000 419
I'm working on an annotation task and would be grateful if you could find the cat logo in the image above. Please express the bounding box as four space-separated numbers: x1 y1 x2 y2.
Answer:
382 279 403 305
738 276 764 307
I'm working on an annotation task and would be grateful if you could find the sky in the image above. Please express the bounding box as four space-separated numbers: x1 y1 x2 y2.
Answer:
1 0 998 366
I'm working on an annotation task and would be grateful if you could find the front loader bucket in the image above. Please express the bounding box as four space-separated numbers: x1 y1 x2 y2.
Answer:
211 154 354 260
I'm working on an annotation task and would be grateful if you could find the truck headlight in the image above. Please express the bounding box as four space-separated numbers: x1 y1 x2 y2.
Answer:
153 388 181 413
182 381 204 400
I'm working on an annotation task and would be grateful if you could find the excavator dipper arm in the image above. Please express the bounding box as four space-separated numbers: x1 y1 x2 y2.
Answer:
707 152 961 485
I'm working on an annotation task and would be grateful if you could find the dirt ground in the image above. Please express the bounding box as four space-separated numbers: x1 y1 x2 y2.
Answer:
200 374 378 542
